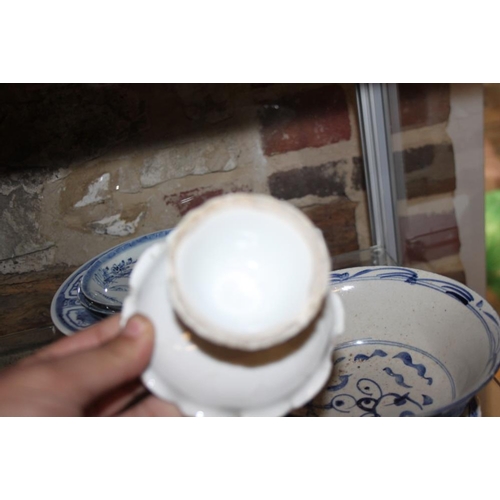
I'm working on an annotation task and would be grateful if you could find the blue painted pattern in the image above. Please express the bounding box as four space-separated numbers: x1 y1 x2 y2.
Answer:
383 367 412 388
52 229 171 334
393 352 433 385
354 349 387 362
291 266 500 417
307 340 446 417
331 267 500 374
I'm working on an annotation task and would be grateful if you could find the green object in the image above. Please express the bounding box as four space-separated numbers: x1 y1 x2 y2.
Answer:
485 190 500 297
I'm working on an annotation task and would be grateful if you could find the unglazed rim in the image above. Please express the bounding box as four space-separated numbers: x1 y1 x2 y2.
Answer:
165 193 331 351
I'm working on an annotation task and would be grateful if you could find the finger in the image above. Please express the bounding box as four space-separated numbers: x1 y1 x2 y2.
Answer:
85 380 148 417
22 314 122 367
118 394 183 417
40 315 155 410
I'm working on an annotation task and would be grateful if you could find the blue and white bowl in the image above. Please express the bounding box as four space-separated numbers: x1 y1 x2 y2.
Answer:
50 229 171 335
80 229 172 309
292 266 500 417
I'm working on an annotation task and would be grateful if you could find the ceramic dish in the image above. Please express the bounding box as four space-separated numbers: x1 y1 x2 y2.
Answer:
290 266 500 417
121 239 344 417
462 397 481 417
77 285 115 316
80 229 172 309
50 229 171 335
164 193 331 351
290 396 482 417
53 258 497 416
50 257 107 335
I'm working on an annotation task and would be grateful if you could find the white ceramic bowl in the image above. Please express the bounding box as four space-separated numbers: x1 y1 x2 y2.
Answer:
121 193 344 416
121 240 345 417
165 194 331 351
291 266 500 417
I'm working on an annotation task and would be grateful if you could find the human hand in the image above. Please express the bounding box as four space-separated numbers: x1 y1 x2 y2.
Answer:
0 314 183 417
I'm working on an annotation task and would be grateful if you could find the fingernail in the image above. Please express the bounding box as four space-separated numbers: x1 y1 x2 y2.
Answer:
122 316 149 339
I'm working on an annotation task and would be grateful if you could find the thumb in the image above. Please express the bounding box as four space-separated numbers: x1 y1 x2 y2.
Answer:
48 315 155 411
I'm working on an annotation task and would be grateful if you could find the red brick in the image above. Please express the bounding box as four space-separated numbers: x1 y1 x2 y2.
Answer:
268 161 346 200
400 211 461 263
394 143 456 199
258 85 351 156
302 199 359 257
398 84 450 130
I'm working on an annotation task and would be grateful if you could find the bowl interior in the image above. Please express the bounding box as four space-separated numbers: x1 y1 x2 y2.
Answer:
174 208 315 335
293 267 500 417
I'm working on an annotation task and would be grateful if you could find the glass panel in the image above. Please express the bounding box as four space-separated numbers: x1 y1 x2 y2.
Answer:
355 83 402 264
385 84 485 289
0 83 373 337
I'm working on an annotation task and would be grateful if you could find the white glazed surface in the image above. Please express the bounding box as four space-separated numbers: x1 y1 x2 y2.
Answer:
174 209 312 336
291 266 500 417
165 194 330 351
121 240 345 417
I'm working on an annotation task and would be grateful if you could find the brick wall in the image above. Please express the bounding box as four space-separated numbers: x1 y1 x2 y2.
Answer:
0 83 475 336
393 83 466 284
0 83 370 335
